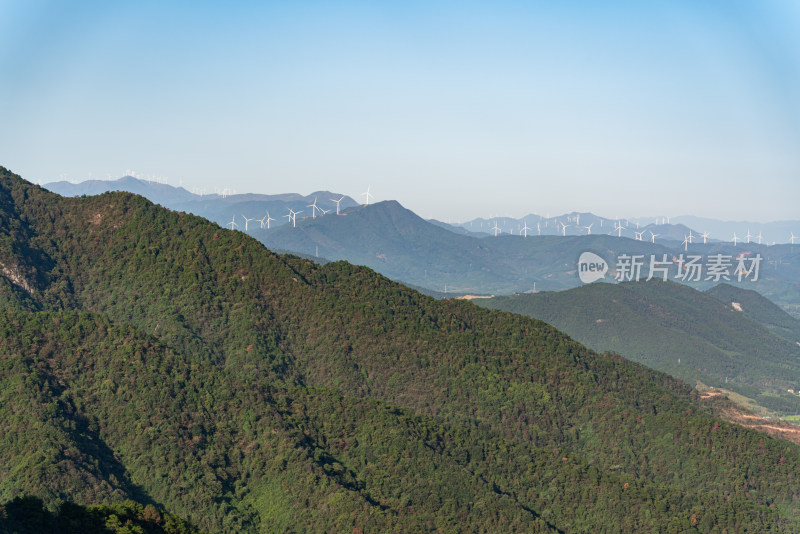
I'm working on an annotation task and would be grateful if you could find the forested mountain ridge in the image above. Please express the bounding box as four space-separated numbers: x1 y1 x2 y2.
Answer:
478 280 800 414
2 166 800 532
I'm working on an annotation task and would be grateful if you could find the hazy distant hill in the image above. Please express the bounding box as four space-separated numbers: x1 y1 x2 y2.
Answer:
457 212 800 244
45 176 197 204
478 280 800 414
674 215 800 245
255 200 800 310
257 200 682 294
44 176 360 229
426 218 488 237
8 165 800 531
455 212 700 241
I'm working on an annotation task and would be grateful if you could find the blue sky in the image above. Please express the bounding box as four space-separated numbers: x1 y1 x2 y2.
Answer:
1 1 798 221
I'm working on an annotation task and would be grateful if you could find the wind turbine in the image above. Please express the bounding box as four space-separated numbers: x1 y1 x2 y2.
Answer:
559 222 570 236
634 230 644 241
681 235 689 251
260 211 276 229
490 221 501 237
361 185 374 206
746 229 752 244
331 196 345 215
791 232 798 245
227 215 239 230
732 232 740 246
285 208 303 228
307 197 322 218
699 231 709 244
614 222 626 238
583 223 594 235
537 222 541 235
521 220 532 238
242 215 257 232
649 231 659 244
687 230 695 244
756 231 763 245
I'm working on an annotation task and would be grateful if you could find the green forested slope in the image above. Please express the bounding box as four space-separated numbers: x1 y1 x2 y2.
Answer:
2 166 800 532
478 281 800 414
706 282 800 344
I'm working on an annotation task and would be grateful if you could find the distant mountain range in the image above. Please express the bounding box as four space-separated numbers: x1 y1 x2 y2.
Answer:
258 200 676 292
456 212 800 244
258 201 800 312
673 215 800 246
44 176 360 230
478 280 800 415
48 177 800 244
43 177 800 314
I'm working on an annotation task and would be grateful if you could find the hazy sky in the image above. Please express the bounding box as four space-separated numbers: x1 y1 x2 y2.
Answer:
1 1 798 221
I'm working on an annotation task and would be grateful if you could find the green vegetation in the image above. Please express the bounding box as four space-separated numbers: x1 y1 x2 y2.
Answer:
479 280 800 414
0 497 198 534
3 166 800 531
706 282 800 344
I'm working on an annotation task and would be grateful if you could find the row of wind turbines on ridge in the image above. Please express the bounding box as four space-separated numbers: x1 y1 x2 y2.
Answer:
484 214 797 246
225 186 376 231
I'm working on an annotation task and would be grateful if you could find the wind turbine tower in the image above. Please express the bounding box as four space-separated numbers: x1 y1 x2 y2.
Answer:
331 196 345 215
307 197 322 218
242 215 257 232
260 211 276 229
361 185 374 206
285 208 303 228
